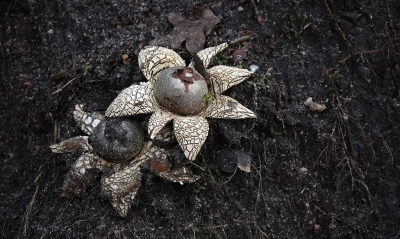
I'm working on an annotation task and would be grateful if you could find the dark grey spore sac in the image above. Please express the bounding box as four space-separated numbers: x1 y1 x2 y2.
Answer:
89 118 144 163
153 66 208 116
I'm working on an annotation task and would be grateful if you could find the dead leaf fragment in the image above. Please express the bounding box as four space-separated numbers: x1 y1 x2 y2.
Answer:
150 8 220 53
232 49 247 63
215 149 252 173
305 97 326 112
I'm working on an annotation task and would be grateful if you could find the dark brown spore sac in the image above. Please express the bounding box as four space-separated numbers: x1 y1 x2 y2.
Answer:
172 67 201 92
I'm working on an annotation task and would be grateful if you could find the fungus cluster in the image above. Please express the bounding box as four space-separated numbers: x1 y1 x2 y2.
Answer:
51 42 256 216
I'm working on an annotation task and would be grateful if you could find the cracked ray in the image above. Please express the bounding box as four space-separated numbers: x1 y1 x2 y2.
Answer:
153 125 176 143
159 167 200 184
101 162 142 217
105 82 156 117
62 153 110 198
50 136 92 153
148 108 177 139
173 116 209 161
74 104 105 135
139 46 185 83
208 65 253 94
188 43 228 69
201 95 256 119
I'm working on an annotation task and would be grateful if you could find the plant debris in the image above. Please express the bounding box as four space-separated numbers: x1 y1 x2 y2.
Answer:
122 54 130 64
215 149 252 173
150 8 220 53
305 97 326 112
232 49 247 63
192 55 211 85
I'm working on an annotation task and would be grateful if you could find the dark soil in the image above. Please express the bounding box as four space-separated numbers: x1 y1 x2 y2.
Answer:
1 0 400 238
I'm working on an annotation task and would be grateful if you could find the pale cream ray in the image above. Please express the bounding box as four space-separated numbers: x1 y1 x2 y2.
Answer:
208 65 253 94
188 43 228 69
50 136 92 153
73 104 105 135
101 161 142 217
201 95 256 119
138 46 185 83
173 116 209 161
148 108 177 139
105 82 156 117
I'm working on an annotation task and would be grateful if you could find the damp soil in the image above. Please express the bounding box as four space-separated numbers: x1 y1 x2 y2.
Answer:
1 0 400 238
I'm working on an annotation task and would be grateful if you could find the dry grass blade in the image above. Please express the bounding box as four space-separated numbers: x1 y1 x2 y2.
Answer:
18 173 41 239
52 77 77 94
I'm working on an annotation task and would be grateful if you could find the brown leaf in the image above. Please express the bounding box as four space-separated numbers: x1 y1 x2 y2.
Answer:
232 49 247 63
150 8 220 53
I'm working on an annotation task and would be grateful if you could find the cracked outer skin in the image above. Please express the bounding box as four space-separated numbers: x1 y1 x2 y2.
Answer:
105 82 156 117
173 116 209 161
138 46 185 83
74 104 105 135
153 66 208 116
201 95 257 119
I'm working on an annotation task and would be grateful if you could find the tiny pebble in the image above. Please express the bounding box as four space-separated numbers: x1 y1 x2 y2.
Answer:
249 65 259 73
238 6 244 11
122 54 130 64
314 224 321 231
47 29 54 34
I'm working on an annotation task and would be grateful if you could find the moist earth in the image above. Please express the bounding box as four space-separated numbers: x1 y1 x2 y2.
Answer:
1 0 400 238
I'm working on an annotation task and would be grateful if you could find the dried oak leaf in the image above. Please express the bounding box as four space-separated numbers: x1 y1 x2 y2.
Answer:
232 49 247 63
150 8 220 53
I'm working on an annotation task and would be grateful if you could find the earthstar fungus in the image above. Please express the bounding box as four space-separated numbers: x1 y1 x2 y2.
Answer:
106 43 257 161
50 105 199 216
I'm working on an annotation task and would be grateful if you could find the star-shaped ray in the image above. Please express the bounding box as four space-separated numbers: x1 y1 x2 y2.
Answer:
101 162 142 217
50 136 92 153
138 46 185 83
188 43 228 69
173 116 209 161
62 153 110 198
148 108 177 139
201 95 257 119
208 65 253 94
106 82 156 117
73 104 105 135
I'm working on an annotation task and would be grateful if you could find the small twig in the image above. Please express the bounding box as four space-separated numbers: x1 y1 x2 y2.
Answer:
381 136 394 167
229 35 252 45
324 0 351 47
249 0 262 24
18 173 42 239
314 205 327 215
299 23 312 34
51 67 80 80
65 206 109 228
383 122 400 137
52 77 77 94
189 162 205 171
362 52 379 79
